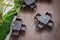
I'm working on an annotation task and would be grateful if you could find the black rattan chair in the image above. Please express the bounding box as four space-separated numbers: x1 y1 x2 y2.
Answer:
34 13 41 19
45 12 52 18
47 20 54 27
34 13 41 25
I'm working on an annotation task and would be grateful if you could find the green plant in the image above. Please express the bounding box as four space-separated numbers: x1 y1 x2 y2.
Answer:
0 0 13 19
0 0 23 40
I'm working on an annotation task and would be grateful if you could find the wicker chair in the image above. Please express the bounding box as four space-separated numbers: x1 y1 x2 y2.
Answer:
34 13 41 25
45 12 52 18
47 20 54 27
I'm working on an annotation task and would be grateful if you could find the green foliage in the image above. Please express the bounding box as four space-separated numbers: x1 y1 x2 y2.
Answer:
0 18 12 40
0 0 23 40
3 0 23 20
3 8 17 20
0 0 13 19
0 9 14 40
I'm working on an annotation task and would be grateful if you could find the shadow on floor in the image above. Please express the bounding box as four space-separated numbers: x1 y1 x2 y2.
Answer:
9 31 26 40
20 6 36 14
35 25 53 33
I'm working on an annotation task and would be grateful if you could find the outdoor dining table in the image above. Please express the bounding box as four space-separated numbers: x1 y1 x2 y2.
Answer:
37 15 51 24
11 21 22 30
24 0 36 5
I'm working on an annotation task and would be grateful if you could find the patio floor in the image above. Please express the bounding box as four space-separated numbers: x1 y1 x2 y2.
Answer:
9 0 60 40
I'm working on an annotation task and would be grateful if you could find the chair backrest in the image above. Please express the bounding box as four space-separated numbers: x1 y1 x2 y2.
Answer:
37 22 44 28
35 13 41 18
21 24 26 31
45 12 52 18
36 13 41 16
48 20 54 27
16 18 22 21
36 13 41 17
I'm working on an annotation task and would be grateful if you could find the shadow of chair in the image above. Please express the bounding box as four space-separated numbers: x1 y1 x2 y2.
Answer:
35 24 53 33
20 6 36 13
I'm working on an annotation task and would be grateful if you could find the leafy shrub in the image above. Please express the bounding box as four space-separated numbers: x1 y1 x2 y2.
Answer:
0 0 23 40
